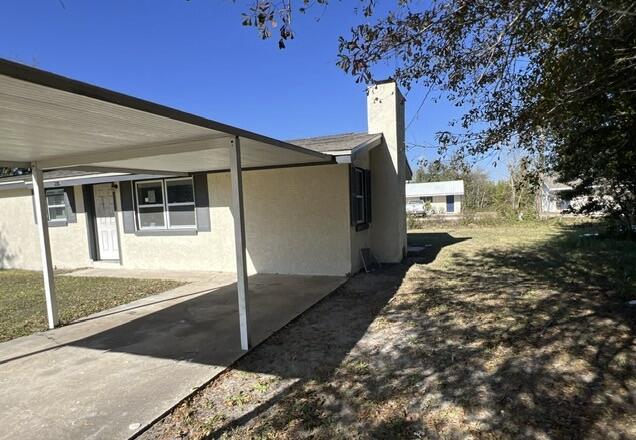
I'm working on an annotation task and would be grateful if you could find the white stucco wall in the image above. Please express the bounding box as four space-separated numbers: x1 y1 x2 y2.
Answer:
0 156 408 276
367 82 408 263
0 187 92 270
116 164 352 276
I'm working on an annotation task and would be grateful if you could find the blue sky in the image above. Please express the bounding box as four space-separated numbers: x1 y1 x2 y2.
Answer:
0 0 506 179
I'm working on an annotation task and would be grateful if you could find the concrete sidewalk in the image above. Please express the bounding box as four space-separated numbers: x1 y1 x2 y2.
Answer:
0 273 346 440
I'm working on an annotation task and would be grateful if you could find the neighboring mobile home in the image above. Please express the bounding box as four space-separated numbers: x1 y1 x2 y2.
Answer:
405 180 464 215
0 62 410 279
538 176 613 216
538 176 573 214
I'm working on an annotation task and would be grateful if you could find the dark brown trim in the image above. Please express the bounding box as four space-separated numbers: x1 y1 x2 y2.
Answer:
119 181 136 234
355 223 370 232
0 58 330 161
350 166 372 230
82 185 99 260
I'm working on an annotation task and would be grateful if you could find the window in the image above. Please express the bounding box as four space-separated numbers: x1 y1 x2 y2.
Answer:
135 178 196 230
137 181 165 228
46 189 67 222
166 179 196 228
351 167 371 229
421 196 433 203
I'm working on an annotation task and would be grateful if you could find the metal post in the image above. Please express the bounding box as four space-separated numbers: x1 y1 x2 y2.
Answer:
31 163 58 329
229 136 251 350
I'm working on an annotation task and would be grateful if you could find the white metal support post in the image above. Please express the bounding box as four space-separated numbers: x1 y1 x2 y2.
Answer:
229 136 251 350
31 163 59 329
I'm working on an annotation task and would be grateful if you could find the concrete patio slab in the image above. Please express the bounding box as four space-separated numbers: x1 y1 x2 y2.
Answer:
0 273 346 440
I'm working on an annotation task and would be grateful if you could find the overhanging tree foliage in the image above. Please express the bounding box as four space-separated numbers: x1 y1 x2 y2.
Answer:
241 0 635 230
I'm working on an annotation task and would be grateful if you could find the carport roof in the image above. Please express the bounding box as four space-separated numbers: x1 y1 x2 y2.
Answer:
0 59 332 173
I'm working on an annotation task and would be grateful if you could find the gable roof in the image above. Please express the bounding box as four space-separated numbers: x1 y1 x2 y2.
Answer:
406 180 465 197
543 175 573 192
289 132 382 155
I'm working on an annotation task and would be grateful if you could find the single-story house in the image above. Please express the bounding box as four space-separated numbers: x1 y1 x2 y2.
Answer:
538 176 573 214
405 180 464 214
538 176 614 216
0 60 410 345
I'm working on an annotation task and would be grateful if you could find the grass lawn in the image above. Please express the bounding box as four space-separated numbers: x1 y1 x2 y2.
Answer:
0 270 184 342
141 220 636 439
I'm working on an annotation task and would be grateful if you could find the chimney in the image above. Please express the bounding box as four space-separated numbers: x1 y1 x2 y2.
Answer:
366 80 407 262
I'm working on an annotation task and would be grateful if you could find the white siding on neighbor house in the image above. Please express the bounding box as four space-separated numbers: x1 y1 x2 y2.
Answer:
540 183 571 214
0 187 92 270
406 194 463 214
406 180 464 198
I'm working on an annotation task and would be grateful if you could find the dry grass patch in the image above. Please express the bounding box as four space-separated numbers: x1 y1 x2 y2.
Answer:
0 270 184 342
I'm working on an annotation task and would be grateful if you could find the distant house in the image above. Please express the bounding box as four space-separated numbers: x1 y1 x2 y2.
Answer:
539 176 573 214
405 180 464 215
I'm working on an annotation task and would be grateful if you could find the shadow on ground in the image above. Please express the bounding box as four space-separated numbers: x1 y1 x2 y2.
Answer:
58 238 465 371
141 225 635 439
365 224 635 439
408 232 471 263
141 232 472 439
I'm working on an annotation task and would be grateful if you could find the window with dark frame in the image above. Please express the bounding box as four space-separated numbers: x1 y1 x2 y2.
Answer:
135 177 197 230
351 167 372 229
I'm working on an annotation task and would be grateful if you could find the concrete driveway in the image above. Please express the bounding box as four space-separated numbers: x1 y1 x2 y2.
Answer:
0 272 346 440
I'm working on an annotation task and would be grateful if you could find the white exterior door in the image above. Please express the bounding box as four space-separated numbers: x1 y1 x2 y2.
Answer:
93 184 120 260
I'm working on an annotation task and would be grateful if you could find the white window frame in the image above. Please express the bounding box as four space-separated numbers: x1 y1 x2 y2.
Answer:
46 188 67 223
135 177 197 230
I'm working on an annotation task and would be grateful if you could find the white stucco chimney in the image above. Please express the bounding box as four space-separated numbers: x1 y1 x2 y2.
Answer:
367 80 407 262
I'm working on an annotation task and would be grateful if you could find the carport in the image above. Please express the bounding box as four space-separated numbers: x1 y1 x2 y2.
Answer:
0 58 334 351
